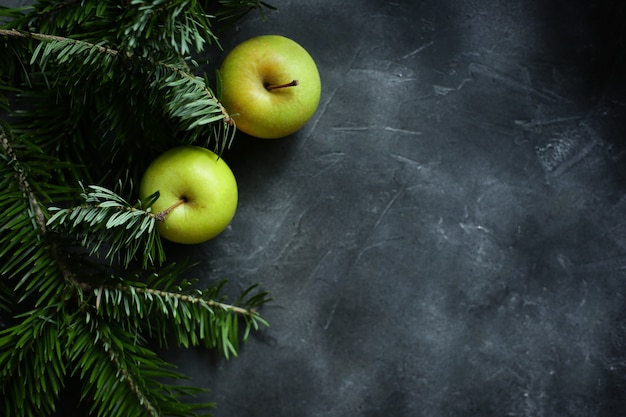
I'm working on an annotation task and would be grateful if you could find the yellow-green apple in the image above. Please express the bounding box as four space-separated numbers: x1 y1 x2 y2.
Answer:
219 35 321 139
139 146 238 244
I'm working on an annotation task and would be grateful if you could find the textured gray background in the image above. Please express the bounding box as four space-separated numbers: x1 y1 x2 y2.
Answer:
175 1 626 416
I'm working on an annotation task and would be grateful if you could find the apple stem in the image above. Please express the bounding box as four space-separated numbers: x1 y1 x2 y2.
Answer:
266 79 299 91
155 198 186 222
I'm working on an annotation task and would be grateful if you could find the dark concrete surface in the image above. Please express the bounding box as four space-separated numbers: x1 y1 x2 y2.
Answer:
173 1 626 416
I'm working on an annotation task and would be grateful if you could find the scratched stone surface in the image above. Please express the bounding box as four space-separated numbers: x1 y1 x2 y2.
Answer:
160 1 626 416
156 1 626 416
13 0 622 415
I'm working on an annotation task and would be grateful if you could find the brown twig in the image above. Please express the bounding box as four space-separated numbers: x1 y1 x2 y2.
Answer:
0 28 119 56
130 285 254 315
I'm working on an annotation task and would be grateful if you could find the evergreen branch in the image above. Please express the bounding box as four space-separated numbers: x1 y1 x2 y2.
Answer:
121 0 218 58
1 27 234 154
152 60 236 152
114 284 254 316
0 305 67 417
213 0 277 25
0 126 210 416
96 331 160 417
0 124 48 233
47 183 166 268
67 316 156 417
0 280 11 315
2 1 215 59
0 125 78 286
93 279 269 358
69 313 214 417
1 1 117 44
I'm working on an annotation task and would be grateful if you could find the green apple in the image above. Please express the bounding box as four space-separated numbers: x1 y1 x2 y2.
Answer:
219 35 321 139
139 146 238 244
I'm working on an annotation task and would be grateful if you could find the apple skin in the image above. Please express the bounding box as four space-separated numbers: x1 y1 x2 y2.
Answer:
139 146 238 244
219 35 321 139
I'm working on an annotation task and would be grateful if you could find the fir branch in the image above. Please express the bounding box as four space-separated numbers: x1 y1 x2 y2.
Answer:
213 0 277 25
0 125 78 286
1 27 234 154
0 305 67 417
0 126 224 416
120 0 218 58
2 1 116 43
95 329 160 417
0 281 11 315
0 124 48 232
47 183 165 268
108 283 256 316
92 278 269 358
3 1 216 59
155 60 236 151
67 311 214 417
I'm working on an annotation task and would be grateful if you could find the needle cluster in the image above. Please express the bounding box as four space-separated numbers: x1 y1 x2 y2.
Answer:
0 1 275 416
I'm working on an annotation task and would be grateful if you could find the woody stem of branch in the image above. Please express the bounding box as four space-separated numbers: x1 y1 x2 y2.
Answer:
131 285 254 315
0 28 119 56
0 28 234 125
0 127 78 285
